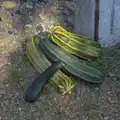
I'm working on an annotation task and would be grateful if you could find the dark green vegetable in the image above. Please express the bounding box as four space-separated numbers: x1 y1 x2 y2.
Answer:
39 38 104 83
25 61 64 103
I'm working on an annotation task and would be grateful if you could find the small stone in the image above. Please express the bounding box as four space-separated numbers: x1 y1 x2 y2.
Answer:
108 72 115 77
11 13 14 16
95 87 99 91
5 84 9 88
29 16 34 21
18 107 22 111
0 89 6 95
8 30 13 34
36 24 44 33
25 24 32 28
24 24 33 34
15 10 22 15
108 91 111 94
104 117 109 120
8 29 18 35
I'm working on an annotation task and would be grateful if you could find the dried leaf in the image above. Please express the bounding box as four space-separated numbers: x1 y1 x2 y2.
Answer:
3 1 16 9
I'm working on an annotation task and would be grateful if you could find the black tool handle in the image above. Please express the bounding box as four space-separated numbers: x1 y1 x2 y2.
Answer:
25 61 64 103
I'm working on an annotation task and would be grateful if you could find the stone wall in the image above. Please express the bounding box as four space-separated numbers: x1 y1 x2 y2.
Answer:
74 0 95 39
99 0 120 47
74 0 120 47
113 0 120 38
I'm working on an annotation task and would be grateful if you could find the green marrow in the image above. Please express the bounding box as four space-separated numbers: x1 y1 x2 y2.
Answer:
51 34 102 58
39 38 104 83
25 61 64 102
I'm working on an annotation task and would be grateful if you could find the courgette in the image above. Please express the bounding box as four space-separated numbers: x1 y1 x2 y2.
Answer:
39 38 104 83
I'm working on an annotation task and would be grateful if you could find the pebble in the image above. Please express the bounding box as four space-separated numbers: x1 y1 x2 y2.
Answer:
1 69 4 72
104 117 109 120
36 24 44 33
5 84 9 88
29 16 34 21
108 72 115 77
0 88 6 95
95 87 100 91
39 13 45 20
25 24 32 28
15 10 22 15
8 29 18 35
24 24 32 31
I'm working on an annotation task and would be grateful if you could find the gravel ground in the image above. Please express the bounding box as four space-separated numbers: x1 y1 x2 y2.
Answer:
0 1 120 120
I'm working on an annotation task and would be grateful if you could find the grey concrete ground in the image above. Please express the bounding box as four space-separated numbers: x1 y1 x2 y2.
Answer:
0 1 120 120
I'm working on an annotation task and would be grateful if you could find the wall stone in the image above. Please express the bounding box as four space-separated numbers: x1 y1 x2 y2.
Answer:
99 0 120 46
74 0 120 47
113 6 120 35
74 0 95 39
100 0 113 12
98 0 114 46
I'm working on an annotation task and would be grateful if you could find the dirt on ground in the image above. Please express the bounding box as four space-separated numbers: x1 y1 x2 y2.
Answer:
0 1 120 120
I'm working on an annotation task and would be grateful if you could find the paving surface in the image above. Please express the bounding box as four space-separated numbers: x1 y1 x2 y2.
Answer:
0 1 120 120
